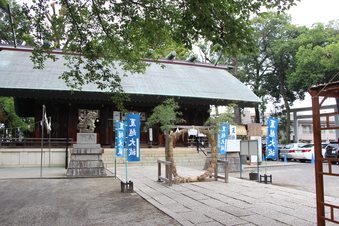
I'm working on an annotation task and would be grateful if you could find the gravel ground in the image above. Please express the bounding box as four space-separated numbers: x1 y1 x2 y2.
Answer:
0 178 180 226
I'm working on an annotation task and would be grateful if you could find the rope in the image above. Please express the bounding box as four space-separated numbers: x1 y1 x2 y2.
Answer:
0 120 44 131
168 128 218 184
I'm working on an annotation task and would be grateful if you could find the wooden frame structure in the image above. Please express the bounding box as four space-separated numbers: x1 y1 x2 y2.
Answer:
157 160 173 186
308 81 339 225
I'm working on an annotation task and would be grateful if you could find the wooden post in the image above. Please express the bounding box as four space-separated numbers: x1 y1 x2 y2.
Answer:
157 160 173 186
309 90 325 226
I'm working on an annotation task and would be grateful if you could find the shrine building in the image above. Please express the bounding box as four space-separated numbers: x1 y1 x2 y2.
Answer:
0 45 261 147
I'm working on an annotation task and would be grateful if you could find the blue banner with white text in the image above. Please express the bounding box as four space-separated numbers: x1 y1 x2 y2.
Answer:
115 121 126 157
219 123 229 154
266 118 279 159
126 114 140 162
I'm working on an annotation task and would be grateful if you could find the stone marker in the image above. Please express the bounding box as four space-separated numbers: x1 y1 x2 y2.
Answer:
66 111 107 177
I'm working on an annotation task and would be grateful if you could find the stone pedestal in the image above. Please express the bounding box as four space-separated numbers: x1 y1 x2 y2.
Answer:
66 133 107 177
203 152 240 172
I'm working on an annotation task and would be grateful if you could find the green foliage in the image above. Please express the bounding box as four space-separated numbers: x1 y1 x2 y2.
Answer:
20 0 296 110
288 21 339 92
0 0 34 45
204 104 236 134
233 12 308 142
0 97 34 138
144 98 185 133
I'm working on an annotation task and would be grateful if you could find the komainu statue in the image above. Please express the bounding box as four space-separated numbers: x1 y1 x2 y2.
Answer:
77 111 98 133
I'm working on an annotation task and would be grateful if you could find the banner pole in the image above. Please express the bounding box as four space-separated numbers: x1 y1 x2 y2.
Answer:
125 147 128 183
257 144 260 182
265 155 268 175
124 119 128 183
239 155 243 178
40 105 45 178
114 155 116 179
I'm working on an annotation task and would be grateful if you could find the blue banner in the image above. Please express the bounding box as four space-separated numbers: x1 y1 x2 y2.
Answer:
126 114 140 162
266 118 279 159
219 123 229 154
115 121 126 157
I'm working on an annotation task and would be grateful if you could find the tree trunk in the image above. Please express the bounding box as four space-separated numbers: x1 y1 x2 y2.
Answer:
164 130 170 161
255 107 260 123
232 56 242 124
285 104 291 143
234 108 242 124
279 74 291 143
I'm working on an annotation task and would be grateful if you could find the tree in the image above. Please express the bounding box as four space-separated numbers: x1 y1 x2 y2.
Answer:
0 0 33 45
144 98 185 160
235 12 307 143
22 0 298 110
263 16 308 143
0 97 34 138
287 21 339 141
236 12 292 124
288 22 339 91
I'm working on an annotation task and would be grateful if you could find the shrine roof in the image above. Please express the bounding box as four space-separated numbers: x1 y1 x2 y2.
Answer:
0 45 260 107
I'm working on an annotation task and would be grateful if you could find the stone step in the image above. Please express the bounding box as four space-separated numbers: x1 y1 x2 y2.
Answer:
68 160 105 168
66 168 107 177
102 147 207 167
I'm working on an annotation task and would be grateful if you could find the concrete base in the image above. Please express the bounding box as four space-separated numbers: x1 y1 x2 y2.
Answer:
66 148 107 177
121 181 134 193
66 133 107 177
203 152 240 172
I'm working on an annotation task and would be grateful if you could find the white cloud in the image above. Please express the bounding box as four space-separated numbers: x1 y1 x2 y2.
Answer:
287 0 339 27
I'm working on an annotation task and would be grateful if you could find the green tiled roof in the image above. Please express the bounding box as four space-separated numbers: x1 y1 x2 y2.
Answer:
0 45 261 107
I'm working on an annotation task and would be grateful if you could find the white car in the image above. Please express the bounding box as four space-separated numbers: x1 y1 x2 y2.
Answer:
293 143 328 162
279 143 314 161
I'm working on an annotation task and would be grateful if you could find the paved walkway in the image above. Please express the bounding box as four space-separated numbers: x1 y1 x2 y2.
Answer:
113 164 338 226
1 163 338 225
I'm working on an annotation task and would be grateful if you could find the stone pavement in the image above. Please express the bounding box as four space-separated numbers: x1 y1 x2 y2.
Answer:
0 168 179 226
1 164 338 225
112 164 339 226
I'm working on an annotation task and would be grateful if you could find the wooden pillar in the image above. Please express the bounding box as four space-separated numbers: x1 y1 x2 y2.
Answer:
309 90 325 226
99 106 110 145
68 105 78 142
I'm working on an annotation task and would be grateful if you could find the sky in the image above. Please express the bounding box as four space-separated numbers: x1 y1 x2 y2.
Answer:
287 0 339 28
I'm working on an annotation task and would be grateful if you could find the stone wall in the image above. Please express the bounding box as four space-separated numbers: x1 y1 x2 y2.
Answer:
0 148 66 167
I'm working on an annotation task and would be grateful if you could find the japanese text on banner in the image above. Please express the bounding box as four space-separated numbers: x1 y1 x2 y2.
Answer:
115 121 126 157
219 123 229 154
266 118 279 159
230 125 236 140
126 114 140 162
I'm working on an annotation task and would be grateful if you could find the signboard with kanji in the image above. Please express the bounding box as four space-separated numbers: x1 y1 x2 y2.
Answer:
126 114 140 162
115 121 126 157
266 118 279 160
219 123 229 154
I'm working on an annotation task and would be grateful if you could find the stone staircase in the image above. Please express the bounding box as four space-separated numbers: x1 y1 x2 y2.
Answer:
102 147 207 168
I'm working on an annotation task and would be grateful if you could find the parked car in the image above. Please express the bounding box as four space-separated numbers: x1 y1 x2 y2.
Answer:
320 143 331 158
293 144 317 162
279 143 314 160
293 143 328 162
277 144 284 151
325 143 339 164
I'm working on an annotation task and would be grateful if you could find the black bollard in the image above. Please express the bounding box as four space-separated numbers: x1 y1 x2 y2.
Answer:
121 180 134 193
260 174 272 184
